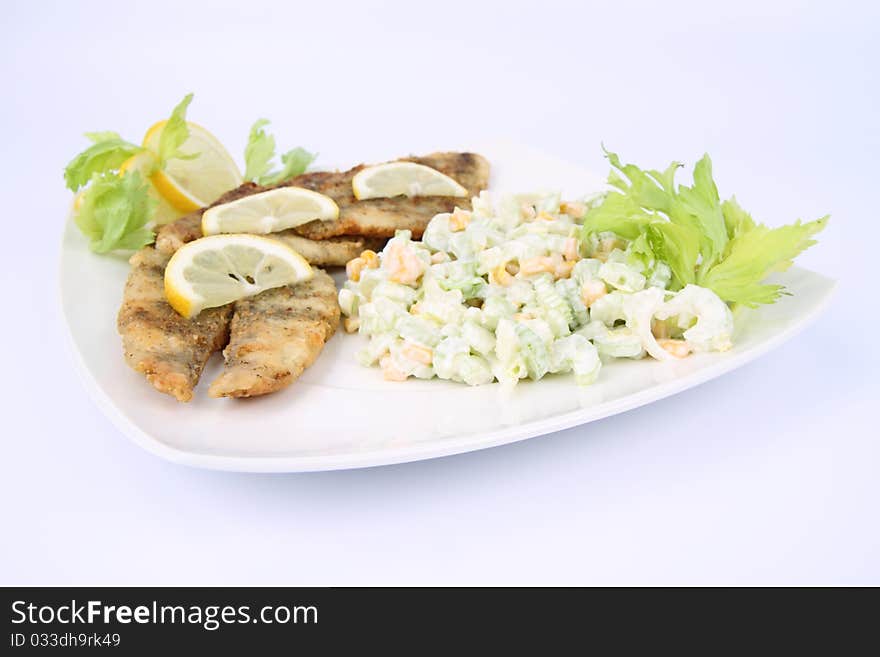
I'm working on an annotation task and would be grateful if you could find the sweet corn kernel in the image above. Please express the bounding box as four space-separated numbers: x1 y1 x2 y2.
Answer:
489 265 513 286
343 317 360 333
449 208 472 232
651 319 670 340
555 259 575 279
519 256 556 276
657 338 692 359
346 257 366 282
360 249 379 269
560 201 586 218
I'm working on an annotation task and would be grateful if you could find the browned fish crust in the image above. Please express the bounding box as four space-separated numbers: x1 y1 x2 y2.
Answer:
117 248 233 402
208 269 340 399
270 234 387 266
154 212 203 255
154 151 490 252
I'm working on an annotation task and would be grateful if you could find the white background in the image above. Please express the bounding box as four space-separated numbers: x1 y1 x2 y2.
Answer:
1 0 877 585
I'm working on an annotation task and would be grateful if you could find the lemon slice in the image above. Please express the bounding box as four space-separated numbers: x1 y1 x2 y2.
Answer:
201 187 339 236
352 162 468 200
118 151 186 226
164 234 313 318
142 121 243 212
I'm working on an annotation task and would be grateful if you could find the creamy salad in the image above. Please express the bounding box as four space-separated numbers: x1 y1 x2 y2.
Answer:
338 190 735 387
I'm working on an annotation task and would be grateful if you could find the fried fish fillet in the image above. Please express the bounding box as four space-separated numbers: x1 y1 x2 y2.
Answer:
155 182 265 255
156 218 382 266
208 269 340 399
267 234 386 266
117 247 232 402
290 151 490 240
155 151 490 252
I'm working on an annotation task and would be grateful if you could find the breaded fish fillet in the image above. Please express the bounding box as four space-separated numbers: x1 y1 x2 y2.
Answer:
156 218 382 266
155 182 266 254
155 151 490 252
208 269 340 399
266 234 386 267
117 248 233 402
291 151 490 240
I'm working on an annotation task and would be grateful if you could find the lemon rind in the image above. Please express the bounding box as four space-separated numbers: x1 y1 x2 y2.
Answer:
200 187 339 236
164 234 313 318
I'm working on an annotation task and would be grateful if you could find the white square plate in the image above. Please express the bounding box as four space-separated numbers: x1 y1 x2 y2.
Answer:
60 141 836 472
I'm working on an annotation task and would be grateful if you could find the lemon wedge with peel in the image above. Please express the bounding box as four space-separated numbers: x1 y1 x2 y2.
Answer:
164 234 313 318
143 121 243 212
352 162 467 200
201 187 339 236
118 151 185 226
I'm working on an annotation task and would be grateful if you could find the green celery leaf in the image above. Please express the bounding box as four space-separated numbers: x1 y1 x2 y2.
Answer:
645 222 700 289
698 215 829 307
74 171 156 253
243 119 275 182
721 196 756 240
63 137 142 191
627 232 656 272
259 147 316 185
84 131 124 143
114 227 157 251
675 154 729 275
584 147 828 307
158 93 198 165
581 193 655 240
603 148 675 213
244 118 316 185
646 160 683 194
